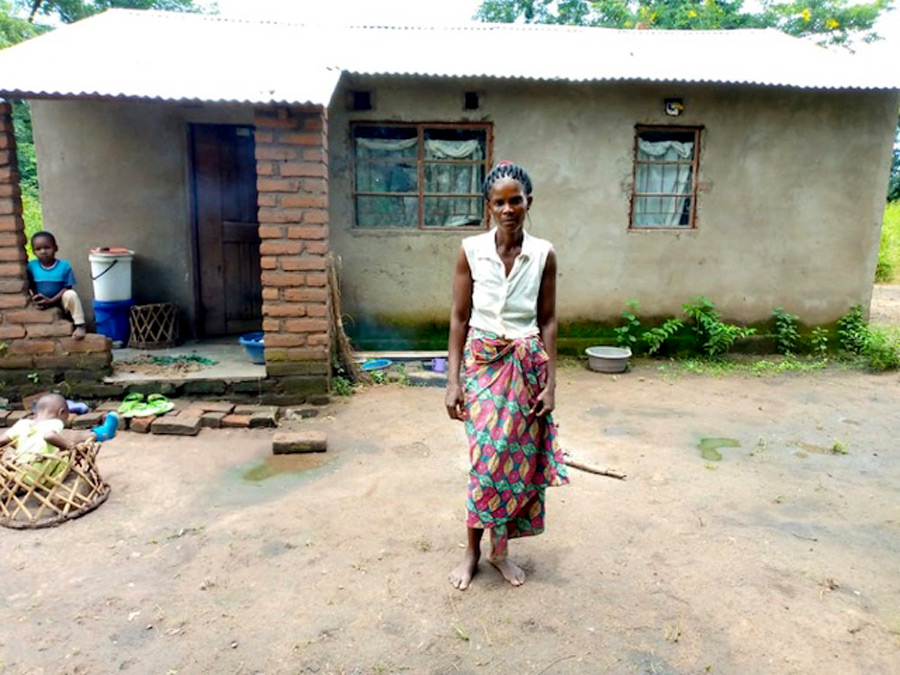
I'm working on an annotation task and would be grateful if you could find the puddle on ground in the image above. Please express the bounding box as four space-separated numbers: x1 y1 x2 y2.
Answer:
242 453 329 482
698 437 741 461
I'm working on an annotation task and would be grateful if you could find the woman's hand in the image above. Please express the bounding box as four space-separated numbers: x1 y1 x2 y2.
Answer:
530 387 555 417
445 382 467 421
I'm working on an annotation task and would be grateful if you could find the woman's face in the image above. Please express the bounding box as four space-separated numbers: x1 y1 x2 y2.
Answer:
488 177 532 232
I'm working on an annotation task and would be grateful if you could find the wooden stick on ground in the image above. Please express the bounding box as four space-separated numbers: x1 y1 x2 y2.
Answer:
563 456 627 480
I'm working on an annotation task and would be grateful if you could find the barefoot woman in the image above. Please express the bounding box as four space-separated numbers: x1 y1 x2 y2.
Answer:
446 161 569 590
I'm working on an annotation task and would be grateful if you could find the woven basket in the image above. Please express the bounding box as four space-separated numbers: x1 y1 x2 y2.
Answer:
0 441 110 530
129 302 179 349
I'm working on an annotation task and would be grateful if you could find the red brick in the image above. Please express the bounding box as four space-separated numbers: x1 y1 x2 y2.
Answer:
260 256 278 270
0 247 27 262
257 193 278 207
272 431 327 454
262 317 281 332
285 318 328 333
302 178 328 194
261 272 305 287
0 215 24 232
281 194 327 209
26 321 74 338
259 240 302 256
5 308 57 324
280 162 326 178
221 414 252 428
265 333 305 348
305 304 328 317
253 116 299 130
0 355 34 368
282 257 326 272
59 334 111 353
264 302 305 318
0 167 18 182
306 273 327 287
258 225 284 239
9 339 57 355
256 162 275 177
285 346 328 360
261 287 280 301
0 261 26 277
302 148 328 163
303 241 329 256
0 135 9 151
0 198 21 216
284 287 328 303
255 146 297 161
253 131 274 144
0 293 28 309
151 415 201 436
0 183 15 197
303 209 328 225
129 416 156 433
303 116 325 132
282 132 321 146
307 333 331 347
0 150 13 165
0 231 25 247
287 226 327 240
0 324 25 339
258 208 303 225
257 178 301 193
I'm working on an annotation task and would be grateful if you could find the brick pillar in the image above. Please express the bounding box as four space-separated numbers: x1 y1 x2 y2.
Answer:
254 105 331 398
0 100 111 400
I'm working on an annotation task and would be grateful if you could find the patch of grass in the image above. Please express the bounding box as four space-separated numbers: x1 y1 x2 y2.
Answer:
656 355 829 377
876 201 900 283
331 375 354 396
861 325 900 372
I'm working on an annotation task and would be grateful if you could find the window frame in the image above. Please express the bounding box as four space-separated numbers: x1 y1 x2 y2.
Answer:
351 121 493 231
629 124 703 231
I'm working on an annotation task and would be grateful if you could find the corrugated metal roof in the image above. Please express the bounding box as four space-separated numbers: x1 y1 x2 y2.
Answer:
0 9 896 105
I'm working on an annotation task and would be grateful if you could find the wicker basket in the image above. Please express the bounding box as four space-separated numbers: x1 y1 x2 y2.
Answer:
0 441 110 530
129 302 179 349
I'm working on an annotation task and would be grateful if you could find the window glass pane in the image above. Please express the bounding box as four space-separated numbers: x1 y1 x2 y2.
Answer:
356 161 417 193
356 195 418 227
424 197 483 227
354 126 417 159
424 128 486 160
633 196 692 227
635 163 693 195
424 163 484 195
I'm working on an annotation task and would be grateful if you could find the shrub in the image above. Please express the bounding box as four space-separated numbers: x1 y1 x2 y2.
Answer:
837 305 868 355
613 299 641 350
772 307 800 354
862 326 900 371
682 296 755 357
810 327 830 359
875 202 900 283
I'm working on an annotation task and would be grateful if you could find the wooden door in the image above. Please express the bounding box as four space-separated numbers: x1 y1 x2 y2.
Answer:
191 124 261 336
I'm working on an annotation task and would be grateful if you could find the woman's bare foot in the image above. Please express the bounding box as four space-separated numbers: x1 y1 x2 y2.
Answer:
72 325 86 340
449 548 480 590
488 556 526 586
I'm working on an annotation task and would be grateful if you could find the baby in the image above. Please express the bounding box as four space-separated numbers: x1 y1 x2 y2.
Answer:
0 394 117 487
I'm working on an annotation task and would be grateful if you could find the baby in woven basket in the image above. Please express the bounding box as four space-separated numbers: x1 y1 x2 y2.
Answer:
0 394 118 487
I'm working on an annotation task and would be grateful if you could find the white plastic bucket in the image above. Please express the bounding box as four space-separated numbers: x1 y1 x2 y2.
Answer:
89 248 134 302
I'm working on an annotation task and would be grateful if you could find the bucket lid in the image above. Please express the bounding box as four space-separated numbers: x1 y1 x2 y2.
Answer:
90 247 134 256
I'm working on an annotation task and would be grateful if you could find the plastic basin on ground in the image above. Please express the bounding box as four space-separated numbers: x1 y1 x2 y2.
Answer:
238 332 265 365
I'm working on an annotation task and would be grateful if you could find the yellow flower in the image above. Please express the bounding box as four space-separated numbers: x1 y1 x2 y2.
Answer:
688 9 698 17
825 17 840 29
800 8 811 22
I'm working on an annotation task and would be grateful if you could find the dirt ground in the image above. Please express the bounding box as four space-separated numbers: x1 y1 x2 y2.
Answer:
2 358 899 674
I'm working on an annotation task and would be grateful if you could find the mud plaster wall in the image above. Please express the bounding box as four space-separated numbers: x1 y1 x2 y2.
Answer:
329 78 899 328
31 99 255 335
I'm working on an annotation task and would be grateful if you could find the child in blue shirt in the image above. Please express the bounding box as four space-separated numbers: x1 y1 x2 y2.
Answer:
27 231 86 340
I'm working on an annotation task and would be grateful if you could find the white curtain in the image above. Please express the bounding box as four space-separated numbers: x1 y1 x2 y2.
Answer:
634 139 694 227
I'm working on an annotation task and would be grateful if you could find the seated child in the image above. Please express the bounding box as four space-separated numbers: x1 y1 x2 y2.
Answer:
27 231 86 340
0 394 118 487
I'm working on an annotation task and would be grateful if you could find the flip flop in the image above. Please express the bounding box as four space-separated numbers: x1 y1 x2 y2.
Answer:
117 392 144 417
145 394 175 416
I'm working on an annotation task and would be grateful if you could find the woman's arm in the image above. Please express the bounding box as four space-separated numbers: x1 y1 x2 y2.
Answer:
445 246 473 421
533 248 558 417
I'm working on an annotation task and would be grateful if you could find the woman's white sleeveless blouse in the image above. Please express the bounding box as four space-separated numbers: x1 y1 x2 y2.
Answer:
463 228 552 339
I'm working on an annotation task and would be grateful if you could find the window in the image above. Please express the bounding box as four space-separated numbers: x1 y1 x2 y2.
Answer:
352 123 491 229
631 126 701 229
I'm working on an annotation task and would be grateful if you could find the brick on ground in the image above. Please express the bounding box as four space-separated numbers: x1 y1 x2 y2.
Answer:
151 415 201 436
71 411 105 430
272 431 327 454
233 404 280 418
0 410 10 427
284 407 319 420
129 416 156 433
193 401 235 414
221 414 251 428
201 411 227 428
249 410 278 428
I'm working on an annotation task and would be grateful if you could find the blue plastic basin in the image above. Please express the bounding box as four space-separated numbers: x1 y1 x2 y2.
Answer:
238 331 265 365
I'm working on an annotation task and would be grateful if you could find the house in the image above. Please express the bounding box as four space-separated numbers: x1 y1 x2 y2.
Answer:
0 10 897 395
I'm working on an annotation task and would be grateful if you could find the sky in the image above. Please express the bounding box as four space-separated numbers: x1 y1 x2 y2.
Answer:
203 0 899 55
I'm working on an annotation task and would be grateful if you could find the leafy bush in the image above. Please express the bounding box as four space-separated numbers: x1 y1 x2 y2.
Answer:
613 299 641 349
643 318 684 355
837 305 868 355
862 326 900 372
682 296 755 357
876 202 900 283
772 307 800 354
810 327 830 359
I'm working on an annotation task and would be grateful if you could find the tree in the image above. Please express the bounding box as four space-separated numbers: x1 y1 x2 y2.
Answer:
474 0 894 47
19 0 204 24
0 0 44 47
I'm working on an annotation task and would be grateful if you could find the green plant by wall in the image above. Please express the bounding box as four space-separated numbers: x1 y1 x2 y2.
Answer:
772 307 800 355
613 299 641 350
642 318 684 355
837 305 868 355
331 375 354 396
682 296 755 357
809 327 830 359
861 326 900 371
